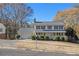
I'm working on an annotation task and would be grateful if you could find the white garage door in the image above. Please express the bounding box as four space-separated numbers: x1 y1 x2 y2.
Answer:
18 28 34 39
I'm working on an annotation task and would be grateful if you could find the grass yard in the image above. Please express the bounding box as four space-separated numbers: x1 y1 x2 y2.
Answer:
16 40 79 54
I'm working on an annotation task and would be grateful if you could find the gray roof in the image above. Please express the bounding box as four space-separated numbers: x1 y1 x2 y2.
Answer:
33 20 64 26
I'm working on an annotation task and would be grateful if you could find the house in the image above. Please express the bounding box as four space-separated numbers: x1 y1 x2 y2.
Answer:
0 23 6 39
18 20 66 39
33 21 66 39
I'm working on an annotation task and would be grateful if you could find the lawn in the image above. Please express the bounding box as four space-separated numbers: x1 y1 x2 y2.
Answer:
16 40 79 54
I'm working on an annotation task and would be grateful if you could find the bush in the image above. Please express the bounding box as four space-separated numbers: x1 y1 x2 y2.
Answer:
52 37 56 41
61 37 65 41
16 35 20 39
45 36 50 41
65 27 79 43
50 38 53 41
40 36 45 40
36 36 40 40
49 37 54 41
52 39 56 41
55 36 61 41
32 35 36 40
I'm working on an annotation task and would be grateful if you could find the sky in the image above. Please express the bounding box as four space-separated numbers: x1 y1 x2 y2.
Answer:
27 3 74 22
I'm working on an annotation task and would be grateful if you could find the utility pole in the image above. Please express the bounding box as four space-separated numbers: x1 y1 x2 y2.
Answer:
34 18 38 49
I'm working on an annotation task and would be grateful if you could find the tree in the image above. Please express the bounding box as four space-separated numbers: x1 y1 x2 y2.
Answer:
65 27 79 42
0 3 33 39
54 7 79 38
9 3 33 27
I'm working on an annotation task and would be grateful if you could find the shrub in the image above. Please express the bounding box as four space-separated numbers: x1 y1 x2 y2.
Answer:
52 39 56 41
50 38 53 41
61 37 69 42
36 36 40 40
65 27 78 43
49 37 54 41
45 36 50 41
40 36 45 40
52 37 56 41
55 36 61 41
61 37 65 41
32 35 36 40
16 35 20 39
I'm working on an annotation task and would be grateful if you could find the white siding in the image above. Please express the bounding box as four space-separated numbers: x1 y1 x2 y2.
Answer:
33 21 66 38
0 23 6 34
18 28 34 39
18 21 66 39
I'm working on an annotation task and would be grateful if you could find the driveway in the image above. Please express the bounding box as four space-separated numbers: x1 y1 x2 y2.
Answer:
0 40 18 47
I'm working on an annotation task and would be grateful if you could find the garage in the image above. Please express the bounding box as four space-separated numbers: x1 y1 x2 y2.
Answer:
18 28 34 39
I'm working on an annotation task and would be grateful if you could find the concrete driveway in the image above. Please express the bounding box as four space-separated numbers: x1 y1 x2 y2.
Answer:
0 40 18 47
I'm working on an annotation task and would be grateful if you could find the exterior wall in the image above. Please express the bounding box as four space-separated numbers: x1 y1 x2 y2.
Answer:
0 23 6 34
18 28 34 39
18 21 66 39
0 23 6 39
33 21 66 39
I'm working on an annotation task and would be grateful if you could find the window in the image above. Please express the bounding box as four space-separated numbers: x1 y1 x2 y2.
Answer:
59 26 63 30
0 28 3 32
36 26 40 29
54 26 58 30
59 33 61 36
47 26 52 29
54 25 64 30
36 26 46 29
41 26 45 29
60 33 64 36
53 33 55 36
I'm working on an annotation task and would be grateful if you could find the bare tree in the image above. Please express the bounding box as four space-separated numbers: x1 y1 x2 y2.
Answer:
9 3 33 27
0 3 33 39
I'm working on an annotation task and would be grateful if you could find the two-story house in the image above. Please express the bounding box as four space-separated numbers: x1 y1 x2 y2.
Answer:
18 20 66 39
33 21 66 39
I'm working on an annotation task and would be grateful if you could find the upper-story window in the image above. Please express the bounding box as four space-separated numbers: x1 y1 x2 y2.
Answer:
36 26 46 29
36 26 40 29
47 26 52 30
41 26 45 29
59 26 64 30
54 25 64 30
54 26 58 30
